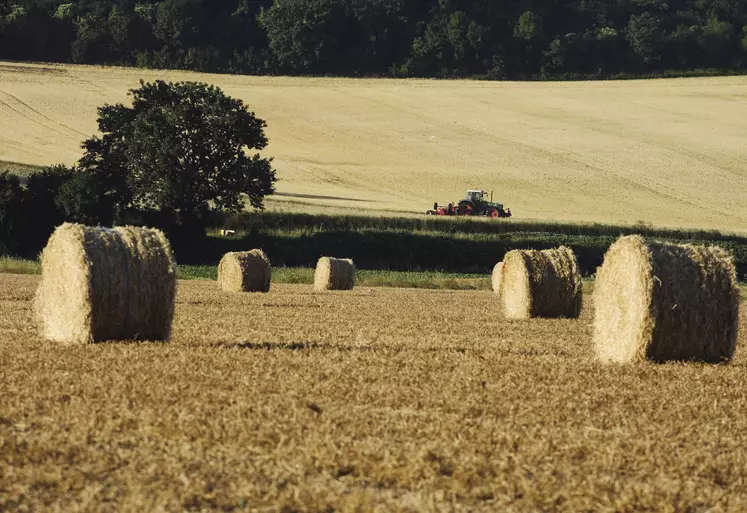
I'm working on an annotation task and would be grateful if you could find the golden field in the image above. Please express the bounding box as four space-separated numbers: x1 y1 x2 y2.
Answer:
1 62 747 230
1 273 747 511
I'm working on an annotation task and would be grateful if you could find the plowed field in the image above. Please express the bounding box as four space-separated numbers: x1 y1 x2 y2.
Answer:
2 274 747 511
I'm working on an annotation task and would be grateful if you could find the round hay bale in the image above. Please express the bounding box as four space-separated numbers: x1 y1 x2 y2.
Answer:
314 257 355 291
501 246 582 319
593 235 740 364
217 250 271 293
492 262 504 294
33 223 177 344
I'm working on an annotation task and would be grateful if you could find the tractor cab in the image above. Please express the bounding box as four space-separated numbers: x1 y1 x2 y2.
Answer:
465 190 488 203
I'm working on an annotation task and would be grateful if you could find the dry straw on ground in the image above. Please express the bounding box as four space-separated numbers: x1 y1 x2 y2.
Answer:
3 275 747 511
218 250 271 293
593 235 740 363
492 262 504 294
314 257 355 291
501 246 582 319
4 63 747 230
33 223 176 344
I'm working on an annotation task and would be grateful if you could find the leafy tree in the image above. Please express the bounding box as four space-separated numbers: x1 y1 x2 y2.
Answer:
0 172 24 255
514 10 540 41
75 80 276 233
701 17 737 67
24 165 74 224
627 12 663 64
260 0 357 73
72 10 115 63
21 165 75 251
154 0 204 67
56 170 120 226
5 0 747 81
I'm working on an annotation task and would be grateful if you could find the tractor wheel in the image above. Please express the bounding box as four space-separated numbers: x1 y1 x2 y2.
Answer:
426 210 434 215
457 200 475 216
488 208 499 218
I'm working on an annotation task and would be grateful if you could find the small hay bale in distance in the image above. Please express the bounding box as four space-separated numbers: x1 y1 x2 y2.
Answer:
492 262 504 294
217 250 271 293
33 223 177 344
314 257 355 291
593 235 740 364
501 246 582 319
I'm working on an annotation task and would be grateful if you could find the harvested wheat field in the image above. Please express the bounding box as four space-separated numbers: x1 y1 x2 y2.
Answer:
2 62 747 230
1 273 747 511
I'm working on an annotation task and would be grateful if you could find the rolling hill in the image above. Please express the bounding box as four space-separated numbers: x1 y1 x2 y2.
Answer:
1 62 746 231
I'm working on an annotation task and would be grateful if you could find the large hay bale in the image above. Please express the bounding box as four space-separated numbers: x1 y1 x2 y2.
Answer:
593 235 740 364
492 262 504 294
33 223 177 344
217 250 271 293
501 246 582 319
314 257 355 291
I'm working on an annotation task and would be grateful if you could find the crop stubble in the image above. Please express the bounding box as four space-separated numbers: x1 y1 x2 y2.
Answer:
2 62 747 230
1 273 747 511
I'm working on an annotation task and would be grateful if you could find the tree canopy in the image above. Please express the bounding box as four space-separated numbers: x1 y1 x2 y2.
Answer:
0 80 276 257
67 80 276 231
1 0 747 78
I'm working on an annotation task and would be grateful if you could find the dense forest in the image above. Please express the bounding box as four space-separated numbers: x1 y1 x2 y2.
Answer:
1 0 746 78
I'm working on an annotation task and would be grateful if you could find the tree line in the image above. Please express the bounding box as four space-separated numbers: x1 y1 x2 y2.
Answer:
1 0 746 79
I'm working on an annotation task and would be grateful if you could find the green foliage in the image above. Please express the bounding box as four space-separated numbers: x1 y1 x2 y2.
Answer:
77 80 276 231
55 170 119 226
701 17 737 66
260 0 348 73
23 165 74 248
54 3 73 20
627 12 663 64
0 256 40 275
0 165 73 256
195 212 747 281
3 0 747 77
0 172 24 255
176 265 490 289
514 11 540 41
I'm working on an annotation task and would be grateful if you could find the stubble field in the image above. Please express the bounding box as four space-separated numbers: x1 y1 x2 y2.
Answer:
2 62 747 230
2 273 747 511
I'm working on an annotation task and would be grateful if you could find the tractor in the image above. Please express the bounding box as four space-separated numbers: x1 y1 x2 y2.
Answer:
426 190 512 218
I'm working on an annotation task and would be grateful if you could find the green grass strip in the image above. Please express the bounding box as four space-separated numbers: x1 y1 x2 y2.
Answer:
179 265 491 290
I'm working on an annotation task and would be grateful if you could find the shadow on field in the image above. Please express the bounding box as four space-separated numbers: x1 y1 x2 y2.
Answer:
210 341 470 353
211 341 374 351
174 231 610 276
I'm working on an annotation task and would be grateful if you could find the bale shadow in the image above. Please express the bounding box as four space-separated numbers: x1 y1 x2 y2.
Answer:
210 341 469 354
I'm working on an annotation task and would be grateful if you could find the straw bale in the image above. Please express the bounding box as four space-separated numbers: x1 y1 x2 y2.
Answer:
492 262 504 294
218 250 271 293
314 257 355 291
593 235 740 363
501 246 582 319
33 223 177 344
